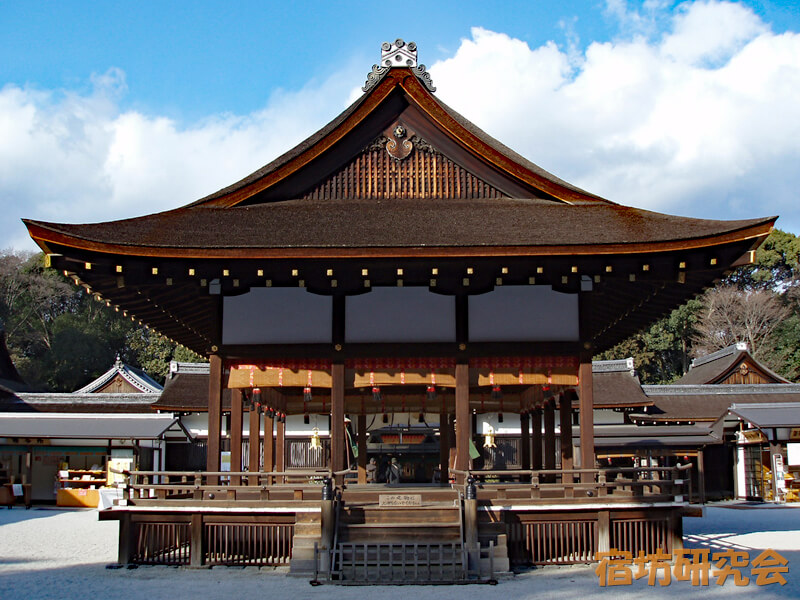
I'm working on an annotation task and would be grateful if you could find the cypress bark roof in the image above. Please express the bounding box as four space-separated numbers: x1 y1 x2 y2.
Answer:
674 344 790 385
26 200 773 257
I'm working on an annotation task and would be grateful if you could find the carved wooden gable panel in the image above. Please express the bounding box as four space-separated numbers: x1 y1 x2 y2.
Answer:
720 360 775 385
302 123 505 200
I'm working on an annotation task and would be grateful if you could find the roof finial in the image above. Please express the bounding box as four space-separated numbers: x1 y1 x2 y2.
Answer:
363 39 436 93
382 38 417 68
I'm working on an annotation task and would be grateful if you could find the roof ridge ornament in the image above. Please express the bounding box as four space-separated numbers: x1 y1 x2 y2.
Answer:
362 38 436 93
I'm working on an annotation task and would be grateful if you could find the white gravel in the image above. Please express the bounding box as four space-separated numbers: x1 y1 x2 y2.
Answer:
1 504 798 599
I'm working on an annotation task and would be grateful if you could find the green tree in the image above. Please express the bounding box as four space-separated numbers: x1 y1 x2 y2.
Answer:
126 327 205 383
1 250 205 391
726 229 800 290
596 298 702 384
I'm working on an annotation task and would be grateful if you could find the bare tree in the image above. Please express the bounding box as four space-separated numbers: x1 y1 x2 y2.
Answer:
692 286 790 360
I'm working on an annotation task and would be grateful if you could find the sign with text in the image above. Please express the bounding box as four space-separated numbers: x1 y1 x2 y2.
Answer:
379 494 422 507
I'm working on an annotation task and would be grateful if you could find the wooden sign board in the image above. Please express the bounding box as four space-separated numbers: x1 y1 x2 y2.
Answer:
379 494 422 507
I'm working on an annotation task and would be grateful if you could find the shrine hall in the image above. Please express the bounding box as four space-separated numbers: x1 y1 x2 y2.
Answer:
24 40 775 582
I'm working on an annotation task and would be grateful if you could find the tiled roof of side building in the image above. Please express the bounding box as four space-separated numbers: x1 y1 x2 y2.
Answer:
1 392 160 413
631 384 800 423
155 362 229 411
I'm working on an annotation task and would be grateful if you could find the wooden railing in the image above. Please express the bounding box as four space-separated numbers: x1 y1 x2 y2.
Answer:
118 469 332 504
452 464 692 503
113 464 691 506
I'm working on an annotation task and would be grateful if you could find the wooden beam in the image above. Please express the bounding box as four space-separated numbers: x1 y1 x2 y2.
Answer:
455 363 470 483
357 414 367 484
248 402 260 484
230 388 243 486
331 363 345 482
579 355 595 482
206 354 223 483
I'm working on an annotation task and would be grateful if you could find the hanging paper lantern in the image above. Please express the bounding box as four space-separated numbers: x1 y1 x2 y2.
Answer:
426 385 436 403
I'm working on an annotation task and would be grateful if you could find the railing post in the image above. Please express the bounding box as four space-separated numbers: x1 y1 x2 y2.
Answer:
319 477 334 575
122 472 131 503
193 473 202 500
464 476 479 572
597 471 607 497
530 473 540 499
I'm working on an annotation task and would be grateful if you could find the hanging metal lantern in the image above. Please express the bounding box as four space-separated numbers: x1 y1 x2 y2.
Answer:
483 425 496 449
310 427 321 450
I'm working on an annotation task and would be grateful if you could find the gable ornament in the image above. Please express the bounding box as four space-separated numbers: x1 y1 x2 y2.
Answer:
362 39 436 93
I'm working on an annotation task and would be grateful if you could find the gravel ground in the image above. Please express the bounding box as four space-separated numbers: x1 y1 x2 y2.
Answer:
1 504 799 599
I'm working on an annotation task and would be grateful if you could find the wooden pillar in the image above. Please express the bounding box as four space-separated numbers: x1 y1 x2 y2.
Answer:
190 513 204 567
559 394 574 472
230 388 243 486
357 414 367 484
455 363 470 484
579 354 595 482
275 418 285 484
543 399 556 481
520 411 531 471
698 447 707 504
118 512 136 565
206 354 223 484
330 363 345 483
248 402 260 484
263 413 274 484
531 408 543 471
439 410 451 485
597 511 610 554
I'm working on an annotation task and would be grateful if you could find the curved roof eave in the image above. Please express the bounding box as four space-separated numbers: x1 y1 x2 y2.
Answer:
23 212 776 261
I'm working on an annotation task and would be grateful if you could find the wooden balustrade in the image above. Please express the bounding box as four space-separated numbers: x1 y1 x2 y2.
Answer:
112 465 690 507
451 464 691 504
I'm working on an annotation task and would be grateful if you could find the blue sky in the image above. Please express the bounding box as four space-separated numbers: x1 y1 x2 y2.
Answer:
3 1 797 119
2 0 800 250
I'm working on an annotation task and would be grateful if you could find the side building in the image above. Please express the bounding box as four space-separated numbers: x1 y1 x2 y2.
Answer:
0 358 180 506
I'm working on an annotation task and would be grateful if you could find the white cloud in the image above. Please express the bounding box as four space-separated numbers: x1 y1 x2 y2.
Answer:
428 2 800 232
3 0 799 252
1 68 357 250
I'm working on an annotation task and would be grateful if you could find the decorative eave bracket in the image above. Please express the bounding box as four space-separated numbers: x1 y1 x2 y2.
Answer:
363 38 436 93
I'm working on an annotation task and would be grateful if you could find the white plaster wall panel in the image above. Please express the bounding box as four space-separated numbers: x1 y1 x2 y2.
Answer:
468 286 579 342
222 287 332 344
345 287 456 343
